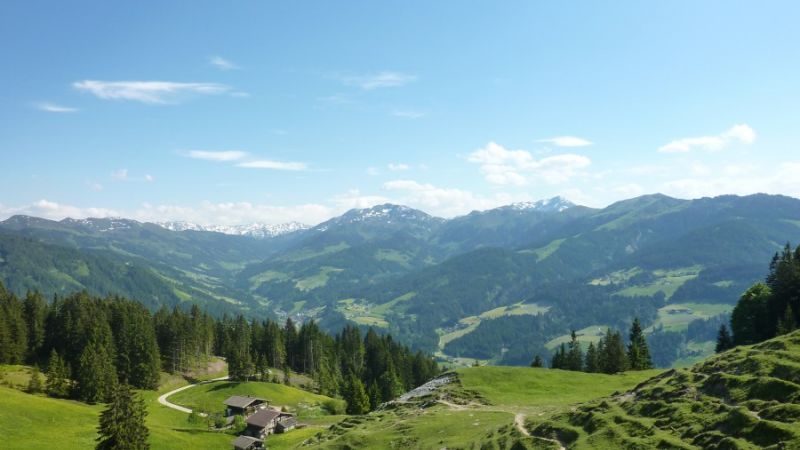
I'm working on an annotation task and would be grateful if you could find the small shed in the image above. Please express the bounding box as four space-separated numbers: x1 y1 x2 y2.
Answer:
223 395 267 417
275 416 297 433
232 435 263 450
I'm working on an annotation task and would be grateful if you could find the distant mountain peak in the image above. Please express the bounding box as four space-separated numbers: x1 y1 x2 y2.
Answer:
506 196 575 213
155 221 309 238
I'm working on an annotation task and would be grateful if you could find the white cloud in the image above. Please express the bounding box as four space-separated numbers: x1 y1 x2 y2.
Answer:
382 179 527 217
144 174 154 182
660 161 800 199
236 160 307 171
332 190 391 210
186 150 248 162
537 136 593 147
658 124 756 153
341 71 417 90
0 199 119 221
366 167 381 176
468 142 591 186
35 102 78 113
392 110 426 119
73 80 230 104
86 181 104 192
209 56 240 71
388 163 410 171
111 169 128 180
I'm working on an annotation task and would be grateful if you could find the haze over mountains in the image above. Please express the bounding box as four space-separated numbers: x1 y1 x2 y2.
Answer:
1 193 799 368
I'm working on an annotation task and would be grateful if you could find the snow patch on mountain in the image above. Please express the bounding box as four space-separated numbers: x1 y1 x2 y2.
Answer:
506 196 575 213
156 221 308 238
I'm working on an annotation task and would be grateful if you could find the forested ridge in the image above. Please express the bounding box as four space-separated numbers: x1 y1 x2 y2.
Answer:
0 284 438 412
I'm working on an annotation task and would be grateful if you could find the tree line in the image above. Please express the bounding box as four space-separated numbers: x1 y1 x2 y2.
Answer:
0 284 438 411
717 243 800 351
533 318 653 373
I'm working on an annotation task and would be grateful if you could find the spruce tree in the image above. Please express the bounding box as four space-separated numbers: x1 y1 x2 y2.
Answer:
584 342 599 373
566 330 583 371
96 384 149 450
530 355 544 368
715 324 734 353
46 349 70 398
77 335 118 403
626 318 652 370
344 373 370 414
776 304 797 335
601 329 628 374
27 365 43 393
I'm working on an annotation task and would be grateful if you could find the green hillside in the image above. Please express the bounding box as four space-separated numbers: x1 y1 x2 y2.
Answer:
527 330 800 449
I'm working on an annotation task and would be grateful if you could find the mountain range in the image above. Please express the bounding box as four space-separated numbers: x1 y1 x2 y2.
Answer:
1 193 799 367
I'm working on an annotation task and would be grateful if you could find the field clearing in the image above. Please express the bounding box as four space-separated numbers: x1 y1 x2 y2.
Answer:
545 324 609 350
613 265 702 299
648 302 733 332
438 302 551 353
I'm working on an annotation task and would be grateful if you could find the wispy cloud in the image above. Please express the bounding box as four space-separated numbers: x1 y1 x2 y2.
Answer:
209 56 240 71
366 167 381 176
35 102 78 113
341 71 417 90
73 80 231 104
658 124 756 153
186 150 248 162
468 142 591 186
388 163 410 171
382 179 529 217
392 110 426 119
537 136 593 147
111 168 129 180
237 160 308 171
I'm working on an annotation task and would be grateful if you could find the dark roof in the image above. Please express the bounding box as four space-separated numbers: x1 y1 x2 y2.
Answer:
232 435 261 450
224 395 265 409
276 416 297 430
246 408 282 428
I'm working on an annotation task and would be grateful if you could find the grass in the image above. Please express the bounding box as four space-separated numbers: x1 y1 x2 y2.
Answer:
545 324 609 350
168 379 334 419
294 266 342 292
526 238 566 262
457 366 662 410
528 330 800 448
648 302 733 333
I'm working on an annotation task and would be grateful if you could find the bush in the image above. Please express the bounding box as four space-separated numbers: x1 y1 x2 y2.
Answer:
322 398 347 415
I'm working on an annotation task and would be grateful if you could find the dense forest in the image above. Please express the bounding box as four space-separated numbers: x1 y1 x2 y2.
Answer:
0 284 438 412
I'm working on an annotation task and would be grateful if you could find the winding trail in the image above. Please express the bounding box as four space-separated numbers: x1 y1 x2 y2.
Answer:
157 376 229 415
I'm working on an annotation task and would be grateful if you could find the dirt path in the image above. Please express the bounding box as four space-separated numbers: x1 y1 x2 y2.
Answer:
157 376 229 415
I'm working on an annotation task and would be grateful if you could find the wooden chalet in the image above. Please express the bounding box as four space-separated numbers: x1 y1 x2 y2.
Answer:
223 395 267 417
244 408 295 439
232 435 263 450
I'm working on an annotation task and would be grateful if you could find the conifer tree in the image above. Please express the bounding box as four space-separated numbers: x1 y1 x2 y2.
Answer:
77 335 118 403
96 384 149 450
46 349 70 397
27 365 43 393
566 330 583 371
550 343 567 369
530 355 544 368
626 318 652 370
584 342 599 373
23 291 47 360
715 324 734 353
600 328 628 374
776 304 797 335
344 373 370 414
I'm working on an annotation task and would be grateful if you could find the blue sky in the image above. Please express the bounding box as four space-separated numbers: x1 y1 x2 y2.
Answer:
1 1 799 225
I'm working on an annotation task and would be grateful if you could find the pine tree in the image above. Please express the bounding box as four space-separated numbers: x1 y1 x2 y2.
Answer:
46 349 70 398
77 335 118 403
584 342 599 373
343 373 370 414
600 329 628 374
23 291 47 361
566 330 583 371
715 324 734 353
96 384 149 450
530 355 544 368
27 365 43 393
776 304 797 335
626 318 652 370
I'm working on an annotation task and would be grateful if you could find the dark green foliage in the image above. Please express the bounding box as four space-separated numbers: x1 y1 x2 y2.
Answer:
45 349 70 397
530 355 544 368
732 283 773 344
0 286 27 364
76 333 118 404
23 291 47 360
343 373 370 414
27 365 43 393
550 343 567 369
599 328 628 374
626 318 652 370
584 342 599 373
566 330 584 371
96 384 149 450
716 324 734 353
110 300 160 389
777 304 797 335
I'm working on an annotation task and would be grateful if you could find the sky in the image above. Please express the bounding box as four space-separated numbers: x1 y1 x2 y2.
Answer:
1 1 799 226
